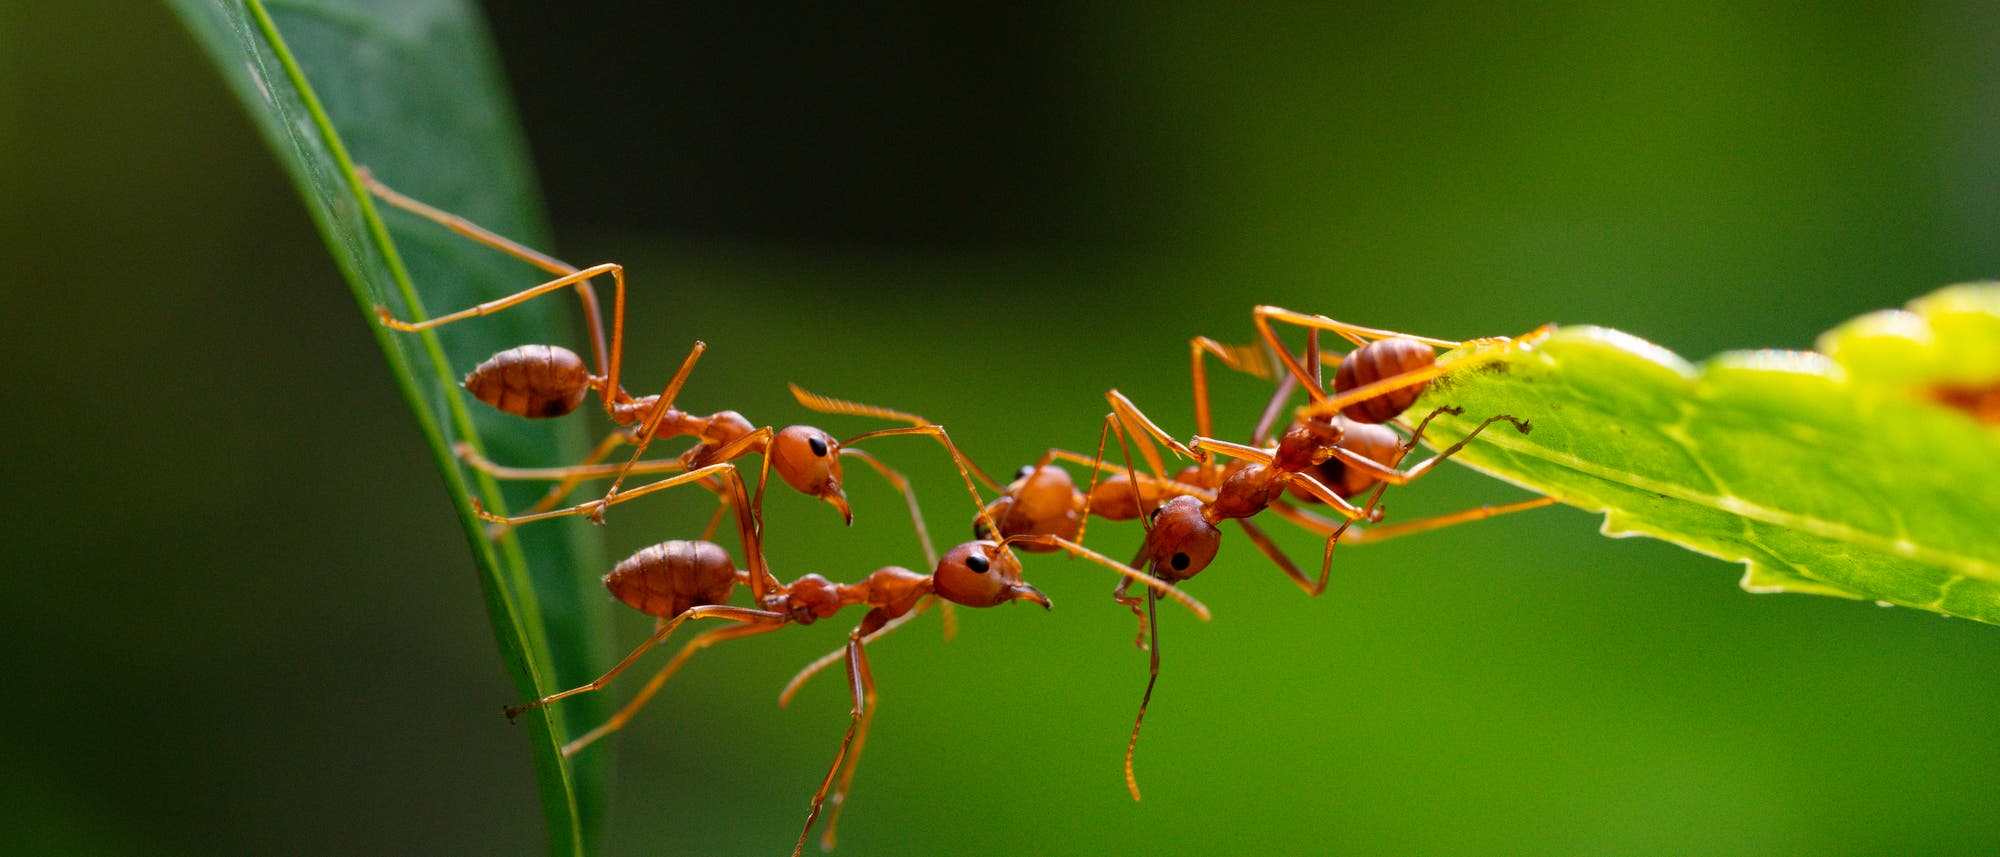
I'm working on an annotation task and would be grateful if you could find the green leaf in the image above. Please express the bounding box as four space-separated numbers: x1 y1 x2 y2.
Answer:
1407 283 2000 625
168 1 610 852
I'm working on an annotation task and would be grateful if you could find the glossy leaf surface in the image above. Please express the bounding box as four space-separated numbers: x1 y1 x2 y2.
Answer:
1412 284 2000 624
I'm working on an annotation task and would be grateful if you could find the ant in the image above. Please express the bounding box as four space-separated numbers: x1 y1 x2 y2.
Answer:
1250 305 1554 426
483 452 1210 855
976 321 1555 798
980 330 1546 595
361 169 955 540
449 384 967 580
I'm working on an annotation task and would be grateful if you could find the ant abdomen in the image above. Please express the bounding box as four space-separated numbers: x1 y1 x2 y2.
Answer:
1332 336 1434 423
464 344 591 418
1087 472 1179 522
604 540 739 619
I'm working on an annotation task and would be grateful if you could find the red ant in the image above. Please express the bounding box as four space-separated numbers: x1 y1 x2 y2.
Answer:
483 454 1209 855
362 169 954 540
976 319 1555 798
449 384 969 581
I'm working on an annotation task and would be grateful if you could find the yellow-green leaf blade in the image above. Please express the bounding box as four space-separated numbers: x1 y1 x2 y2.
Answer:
1415 288 2000 624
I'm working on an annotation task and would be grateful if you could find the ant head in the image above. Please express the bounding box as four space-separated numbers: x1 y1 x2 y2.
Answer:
770 425 850 524
1141 495 1222 583
933 540 1050 610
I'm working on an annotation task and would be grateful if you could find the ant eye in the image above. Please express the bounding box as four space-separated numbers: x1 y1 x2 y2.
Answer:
966 553 990 574
1171 552 1191 571
1016 465 1035 480
808 435 829 457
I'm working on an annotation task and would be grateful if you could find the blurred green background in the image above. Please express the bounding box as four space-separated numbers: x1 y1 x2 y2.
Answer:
8 2 2000 855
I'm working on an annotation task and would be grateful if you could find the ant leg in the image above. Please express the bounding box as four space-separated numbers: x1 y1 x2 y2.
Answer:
1262 497 1351 537
601 341 709 498
795 630 876 857
1192 437 1371 520
361 169 575 275
1313 477 1544 591
789 384 1002 491
1306 328 1323 392
1189 337 1273 442
459 434 743 546
1343 496 1560 544
1077 413 1131 545
457 436 691 483
694 485 734 542
477 462 777 600
1251 372 1302 448
376 262 637 412
1267 492 1554 543
1039 449 1210 504
1125 587 1161 801
682 425 777 473
1324 413 1533 486
1105 390 1192 474
1253 305 1471 404
1111 574 1149 650
1252 307 1366 399
561 619 786 757
1388 403 1464 468
1091 398 1183 551
1311 514 1368 593
1275 482 1551 591
1233 518 1319 596
838 447 938 570
1002 534 1212 621
837 425 995 537
359 168 612 374
1190 436 1376 594
1248 328 1320 445
502 605 785 722
818 632 885 853
1255 306 1462 348
835 447 958 639
456 433 678 539
779 596 944 707
1293 328 1553 424
1038 448 1155 481
475 462 735 526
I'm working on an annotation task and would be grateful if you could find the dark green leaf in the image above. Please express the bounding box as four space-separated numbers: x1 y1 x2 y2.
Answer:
168 1 610 852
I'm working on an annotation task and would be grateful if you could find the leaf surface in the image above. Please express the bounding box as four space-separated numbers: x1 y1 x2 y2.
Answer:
1408 286 2000 620
1410 284 2000 624
169 1 609 852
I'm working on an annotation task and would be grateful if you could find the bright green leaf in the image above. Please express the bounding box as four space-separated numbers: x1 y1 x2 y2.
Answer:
1411 284 2000 625
169 1 609 852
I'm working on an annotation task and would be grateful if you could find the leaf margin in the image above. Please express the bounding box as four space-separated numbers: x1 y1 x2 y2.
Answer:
165 0 603 852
